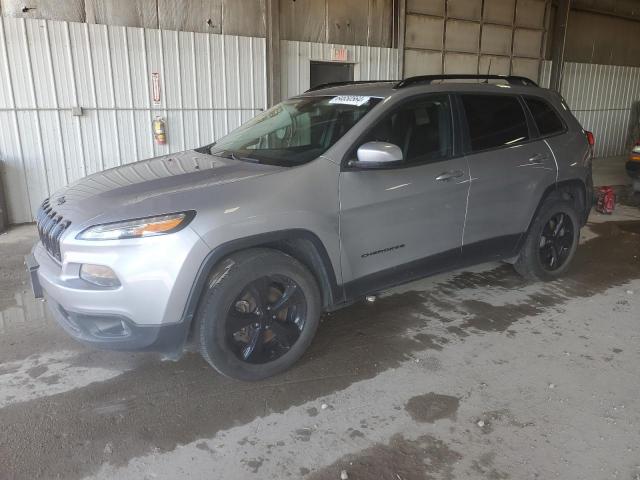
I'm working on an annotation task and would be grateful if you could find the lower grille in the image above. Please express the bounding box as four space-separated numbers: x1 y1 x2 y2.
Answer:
36 198 71 262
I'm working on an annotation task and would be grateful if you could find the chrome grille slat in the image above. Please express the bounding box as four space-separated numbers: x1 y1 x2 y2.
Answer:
42 213 57 253
36 199 71 262
51 220 69 260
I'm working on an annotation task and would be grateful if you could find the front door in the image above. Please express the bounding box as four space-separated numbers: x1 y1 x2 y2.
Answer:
458 93 557 260
339 94 471 297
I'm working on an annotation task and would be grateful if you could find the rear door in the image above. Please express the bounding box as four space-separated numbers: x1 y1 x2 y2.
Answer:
339 94 471 295
458 93 557 260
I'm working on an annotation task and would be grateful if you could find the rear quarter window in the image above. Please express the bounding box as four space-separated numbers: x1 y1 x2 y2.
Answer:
460 94 529 152
524 97 565 136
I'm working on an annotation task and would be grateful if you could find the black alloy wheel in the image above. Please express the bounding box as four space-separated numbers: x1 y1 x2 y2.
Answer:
225 274 307 364
514 198 580 281
195 248 321 381
538 212 575 271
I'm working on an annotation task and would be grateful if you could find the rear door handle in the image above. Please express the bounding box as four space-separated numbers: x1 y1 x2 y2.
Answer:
436 170 464 182
528 153 549 165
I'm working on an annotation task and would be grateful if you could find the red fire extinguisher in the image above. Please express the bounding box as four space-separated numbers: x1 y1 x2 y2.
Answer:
595 186 615 214
153 116 167 145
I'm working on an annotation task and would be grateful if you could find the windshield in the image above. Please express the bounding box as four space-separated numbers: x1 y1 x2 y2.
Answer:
208 95 382 166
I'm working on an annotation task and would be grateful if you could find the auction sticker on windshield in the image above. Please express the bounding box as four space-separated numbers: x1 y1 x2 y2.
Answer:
329 95 371 106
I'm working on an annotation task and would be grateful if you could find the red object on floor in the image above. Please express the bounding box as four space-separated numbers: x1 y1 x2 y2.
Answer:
596 186 615 214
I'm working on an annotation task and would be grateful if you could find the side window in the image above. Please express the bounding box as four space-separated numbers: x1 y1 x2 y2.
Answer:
524 97 565 136
356 95 453 165
461 95 529 152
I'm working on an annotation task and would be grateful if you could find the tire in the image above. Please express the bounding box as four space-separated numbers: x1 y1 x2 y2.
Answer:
194 248 322 381
514 198 580 281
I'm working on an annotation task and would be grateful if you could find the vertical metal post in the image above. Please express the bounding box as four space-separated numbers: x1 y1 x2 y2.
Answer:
265 0 281 106
549 0 571 92
397 0 406 79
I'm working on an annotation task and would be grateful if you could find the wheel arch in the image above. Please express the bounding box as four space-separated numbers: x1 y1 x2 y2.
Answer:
530 179 590 230
514 179 589 256
179 229 342 345
560 179 591 225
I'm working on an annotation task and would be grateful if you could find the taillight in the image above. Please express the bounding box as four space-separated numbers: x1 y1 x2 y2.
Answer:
586 131 595 147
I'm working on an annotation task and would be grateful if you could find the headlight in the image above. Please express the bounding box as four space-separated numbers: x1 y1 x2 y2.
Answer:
76 211 195 241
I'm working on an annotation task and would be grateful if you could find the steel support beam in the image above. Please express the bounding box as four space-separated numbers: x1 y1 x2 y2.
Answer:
265 0 281 107
549 0 571 92
397 0 406 79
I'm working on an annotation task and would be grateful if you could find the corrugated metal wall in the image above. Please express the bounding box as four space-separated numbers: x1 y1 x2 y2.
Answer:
0 0 269 38
541 61 640 158
280 40 399 98
279 0 395 47
0 16 266 224
2 0 396 48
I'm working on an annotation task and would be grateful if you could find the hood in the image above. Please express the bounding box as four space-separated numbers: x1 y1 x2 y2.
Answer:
45 150 284 225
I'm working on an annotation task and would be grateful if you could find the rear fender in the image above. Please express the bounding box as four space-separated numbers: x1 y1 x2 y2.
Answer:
515 179 590 254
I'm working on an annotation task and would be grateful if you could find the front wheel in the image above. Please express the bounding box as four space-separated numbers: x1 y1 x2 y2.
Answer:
514 199 580 281
194 248 321 381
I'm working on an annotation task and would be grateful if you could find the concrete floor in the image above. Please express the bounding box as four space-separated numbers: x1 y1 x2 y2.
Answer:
1 189 639 479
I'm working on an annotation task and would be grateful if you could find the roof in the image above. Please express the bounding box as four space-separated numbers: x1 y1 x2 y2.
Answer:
300 75 545 99
301 81 398 98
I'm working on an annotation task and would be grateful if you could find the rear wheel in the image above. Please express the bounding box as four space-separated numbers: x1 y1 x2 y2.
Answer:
195 248 321 381
514 199 580 281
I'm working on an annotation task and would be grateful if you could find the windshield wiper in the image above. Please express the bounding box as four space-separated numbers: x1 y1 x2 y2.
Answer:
231 152 260 163
212 150 260 163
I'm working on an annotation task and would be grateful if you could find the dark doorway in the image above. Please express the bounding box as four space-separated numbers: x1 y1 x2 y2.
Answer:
310 61 354 89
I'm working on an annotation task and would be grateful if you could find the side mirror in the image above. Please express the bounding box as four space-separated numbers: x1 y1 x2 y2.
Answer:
351 141 403 169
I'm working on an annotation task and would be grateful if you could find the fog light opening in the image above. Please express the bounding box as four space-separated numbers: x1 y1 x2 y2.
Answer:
80 264 121 288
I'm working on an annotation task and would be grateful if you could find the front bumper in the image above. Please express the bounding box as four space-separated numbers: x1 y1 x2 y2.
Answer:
28 226 211 355
44 291 186 354
26 251 190 355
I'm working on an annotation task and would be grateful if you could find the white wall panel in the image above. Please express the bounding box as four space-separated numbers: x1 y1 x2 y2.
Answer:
0 16 267 223
280 40 399 99
541 60 640 158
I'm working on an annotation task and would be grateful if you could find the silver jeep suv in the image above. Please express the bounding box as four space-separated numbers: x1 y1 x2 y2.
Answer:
27 75 594 380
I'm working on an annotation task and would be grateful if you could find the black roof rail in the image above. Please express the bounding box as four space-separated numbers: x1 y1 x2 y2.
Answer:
394 74 538 89
305 80 395 93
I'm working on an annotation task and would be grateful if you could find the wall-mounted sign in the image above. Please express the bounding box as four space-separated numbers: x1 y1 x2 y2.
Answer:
331 47 348 62
151 72 162 106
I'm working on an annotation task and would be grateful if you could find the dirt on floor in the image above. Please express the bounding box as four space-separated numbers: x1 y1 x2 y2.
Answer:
307 434 463 480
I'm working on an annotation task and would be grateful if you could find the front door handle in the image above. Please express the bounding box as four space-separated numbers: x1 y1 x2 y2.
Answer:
436 170 464 182
528 153 549 165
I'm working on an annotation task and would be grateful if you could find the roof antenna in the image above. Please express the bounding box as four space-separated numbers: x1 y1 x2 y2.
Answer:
483 58 492 83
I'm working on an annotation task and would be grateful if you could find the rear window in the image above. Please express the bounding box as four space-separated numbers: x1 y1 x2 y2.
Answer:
461 94 529 152
524 97 565 136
